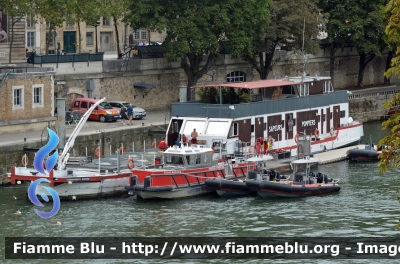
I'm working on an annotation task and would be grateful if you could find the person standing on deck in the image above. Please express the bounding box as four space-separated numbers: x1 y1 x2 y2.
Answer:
191 128 198 144
127 103 133 125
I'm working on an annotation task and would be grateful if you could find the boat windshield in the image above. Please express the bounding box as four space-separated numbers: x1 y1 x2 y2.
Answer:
205 121 229 135
183 120 206 135
164 154 185 166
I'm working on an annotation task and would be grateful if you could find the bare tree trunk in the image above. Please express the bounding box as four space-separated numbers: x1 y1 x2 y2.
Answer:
113 16 122 58
384 50 394 85
78 21 81 54
46 27 52 55
357 52 375 88
264 49 275 80
182 53 216 101
329 43 336 85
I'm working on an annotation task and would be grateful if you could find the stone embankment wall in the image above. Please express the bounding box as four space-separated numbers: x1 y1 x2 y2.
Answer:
0 125 167 185
348 86 400 123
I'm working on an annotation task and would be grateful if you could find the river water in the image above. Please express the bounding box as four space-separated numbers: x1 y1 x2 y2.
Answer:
1 121 399 263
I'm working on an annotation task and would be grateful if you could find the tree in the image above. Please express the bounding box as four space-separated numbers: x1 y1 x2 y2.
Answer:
125 0 270 101
378 0 400 173
34 0 67 55
242 0 321 80
102 0 129 58
320 0 388 87
2 0 33 63
67 0 104 54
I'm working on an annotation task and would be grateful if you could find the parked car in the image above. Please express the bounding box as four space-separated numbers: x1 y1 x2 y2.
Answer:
108 101 147 119
388 105 400 116
72 98 120 122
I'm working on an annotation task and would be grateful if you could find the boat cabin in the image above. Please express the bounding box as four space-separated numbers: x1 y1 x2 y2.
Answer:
162 146 214 169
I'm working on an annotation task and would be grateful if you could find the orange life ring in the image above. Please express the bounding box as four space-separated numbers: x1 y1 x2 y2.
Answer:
248 145 255 154
119 147 126 155
314 128 320 139
294 134 299 143
21 155 29 167
94 147 102 158
151 141 158 148
127 158 135 169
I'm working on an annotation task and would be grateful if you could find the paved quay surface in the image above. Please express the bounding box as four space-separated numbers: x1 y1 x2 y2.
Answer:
0 109 169 148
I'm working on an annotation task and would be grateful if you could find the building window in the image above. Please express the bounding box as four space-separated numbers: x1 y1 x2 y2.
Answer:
32 85 44 108
27 32 35 47
340 110 346 118
86 32 93 45
66 18 74 28
12 86 24 110
134 28 147 40
46 21 50 28
103 18 111 26
26 14 34 28
46 32 54 46
227 71 246 83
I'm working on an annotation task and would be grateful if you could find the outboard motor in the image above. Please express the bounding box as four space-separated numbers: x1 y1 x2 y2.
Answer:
143 176 151 189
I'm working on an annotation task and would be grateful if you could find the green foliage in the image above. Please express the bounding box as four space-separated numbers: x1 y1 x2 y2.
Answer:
319 0 388 86
242 0 321 79
378 93 400 173
125 0 270 99
384 0 400 79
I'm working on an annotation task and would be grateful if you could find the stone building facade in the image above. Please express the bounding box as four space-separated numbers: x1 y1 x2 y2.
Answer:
0 69 55 133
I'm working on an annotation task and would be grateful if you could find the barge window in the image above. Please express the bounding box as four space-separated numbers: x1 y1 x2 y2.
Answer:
298 83 309 96
229 123 238 137
340 110 346 118
323 81 333 93
206 121 229 135
183 120 206 135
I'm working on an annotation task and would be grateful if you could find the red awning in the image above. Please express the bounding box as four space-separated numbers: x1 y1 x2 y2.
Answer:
191 79 299 89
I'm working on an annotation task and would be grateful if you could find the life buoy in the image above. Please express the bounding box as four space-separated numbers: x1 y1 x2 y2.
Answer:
151 141 158 148
94 147 102 158
330 127 334 136
294 133 299 143
248 145 255 154
314 128 320 139
21 155 29 167
119 147 126 155
127 158 135 169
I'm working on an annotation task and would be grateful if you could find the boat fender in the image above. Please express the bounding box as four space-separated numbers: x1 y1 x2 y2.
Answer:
143 176 151 189
21 155 29 167
130 176 137 187
294 133 299 143
314 128 320 139
94 147 102 158
330 127 334 136
127 158 135 169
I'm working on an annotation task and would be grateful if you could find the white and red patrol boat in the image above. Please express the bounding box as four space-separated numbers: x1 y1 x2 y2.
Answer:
7 98 133 200
124 146 257 199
